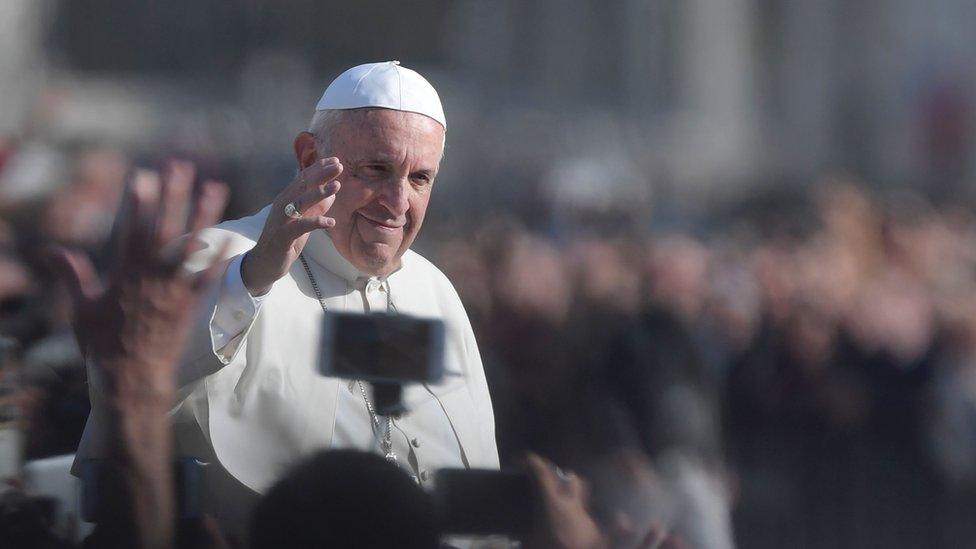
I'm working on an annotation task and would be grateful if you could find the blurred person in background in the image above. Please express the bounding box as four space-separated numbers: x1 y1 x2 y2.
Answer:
474 229 579 465
591 300 733 549
19 148 129 460
724 182 949 547
40 148 128 249
0 147 131 464
73 61 498 540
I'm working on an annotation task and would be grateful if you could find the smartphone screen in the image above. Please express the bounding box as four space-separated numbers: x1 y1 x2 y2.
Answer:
319 312 445 384
433 468 536 537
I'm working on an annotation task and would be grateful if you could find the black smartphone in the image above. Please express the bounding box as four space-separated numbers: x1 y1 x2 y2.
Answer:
319 311 446 384
433 468 536 537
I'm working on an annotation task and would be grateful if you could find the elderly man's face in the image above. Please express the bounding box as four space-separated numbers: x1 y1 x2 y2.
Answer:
308 109 444 276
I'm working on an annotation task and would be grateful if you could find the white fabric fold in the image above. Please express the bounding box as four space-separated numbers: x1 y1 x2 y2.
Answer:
210 254 266 363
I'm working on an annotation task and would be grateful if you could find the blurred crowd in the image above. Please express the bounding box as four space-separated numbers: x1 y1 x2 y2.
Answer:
0 143 128 461
434 178 976 547
2 135 976 547
0 137 257 460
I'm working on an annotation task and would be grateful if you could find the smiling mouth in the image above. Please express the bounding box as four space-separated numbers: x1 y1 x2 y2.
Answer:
359 213 404 232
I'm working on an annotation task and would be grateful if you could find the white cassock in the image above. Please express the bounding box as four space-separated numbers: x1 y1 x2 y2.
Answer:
74 205 499 537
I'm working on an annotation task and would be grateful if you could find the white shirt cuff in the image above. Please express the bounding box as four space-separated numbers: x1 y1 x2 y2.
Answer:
210 254 264 356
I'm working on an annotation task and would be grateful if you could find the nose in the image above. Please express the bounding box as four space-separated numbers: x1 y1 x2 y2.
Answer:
377 176 410 218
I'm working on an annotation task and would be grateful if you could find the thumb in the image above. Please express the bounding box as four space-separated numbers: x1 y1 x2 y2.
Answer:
637 524 668 549
44 245 102 306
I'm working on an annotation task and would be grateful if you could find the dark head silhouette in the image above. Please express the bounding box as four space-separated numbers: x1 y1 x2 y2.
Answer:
250 450 439 549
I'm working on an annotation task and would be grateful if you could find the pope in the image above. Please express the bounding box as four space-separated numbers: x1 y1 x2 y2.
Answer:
75 61 498 538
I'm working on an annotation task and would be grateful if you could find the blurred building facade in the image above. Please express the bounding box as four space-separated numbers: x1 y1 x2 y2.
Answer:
3 0 976 227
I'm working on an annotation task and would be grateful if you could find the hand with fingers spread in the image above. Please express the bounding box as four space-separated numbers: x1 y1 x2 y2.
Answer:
241 157 342 296
47 161 229 549
49 162 230 405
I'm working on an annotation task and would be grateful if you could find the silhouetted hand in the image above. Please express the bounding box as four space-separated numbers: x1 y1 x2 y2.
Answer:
49 162 228 407
48 161 229 549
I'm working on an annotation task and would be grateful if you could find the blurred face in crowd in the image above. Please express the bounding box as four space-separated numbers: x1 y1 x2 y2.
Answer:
496 235 572 325
298 108 445 276
647 235 710 322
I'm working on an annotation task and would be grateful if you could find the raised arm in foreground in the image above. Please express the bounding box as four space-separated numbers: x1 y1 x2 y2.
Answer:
49 162 228 549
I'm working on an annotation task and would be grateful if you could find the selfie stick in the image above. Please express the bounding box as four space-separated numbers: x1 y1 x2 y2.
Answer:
372 382 406 417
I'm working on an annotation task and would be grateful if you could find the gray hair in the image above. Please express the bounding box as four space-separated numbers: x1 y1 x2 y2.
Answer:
307 109 348 157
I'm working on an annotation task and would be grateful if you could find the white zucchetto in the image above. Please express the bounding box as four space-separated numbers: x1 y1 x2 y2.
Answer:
316 61 446 129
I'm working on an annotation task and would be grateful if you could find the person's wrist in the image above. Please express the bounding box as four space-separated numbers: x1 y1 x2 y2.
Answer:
103 371 176 415
241 249 273 297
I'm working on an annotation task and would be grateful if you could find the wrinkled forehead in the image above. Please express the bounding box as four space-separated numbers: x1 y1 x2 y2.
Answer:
340 108 444 138
334 108 445 162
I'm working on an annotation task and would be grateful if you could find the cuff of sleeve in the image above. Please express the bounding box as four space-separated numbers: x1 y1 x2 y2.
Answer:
210 254 264 363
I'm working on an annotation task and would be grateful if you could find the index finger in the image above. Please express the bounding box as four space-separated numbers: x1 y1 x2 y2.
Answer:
174 179 229 267
296 157 343 190
116 170 161 270
187 179 230 235
526 453 562 496
156 160 195 247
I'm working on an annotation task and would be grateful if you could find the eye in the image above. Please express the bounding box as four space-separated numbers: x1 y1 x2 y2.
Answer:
411 173 433 186
360 164 389 177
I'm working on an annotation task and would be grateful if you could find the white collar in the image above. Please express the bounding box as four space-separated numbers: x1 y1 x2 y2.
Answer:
304 229 403 285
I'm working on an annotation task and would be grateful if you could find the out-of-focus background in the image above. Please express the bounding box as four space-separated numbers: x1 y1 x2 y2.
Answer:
2 1 976 547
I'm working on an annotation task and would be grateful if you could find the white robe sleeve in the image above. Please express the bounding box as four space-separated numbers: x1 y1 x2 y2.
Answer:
175 252 262 389
209 254 265 363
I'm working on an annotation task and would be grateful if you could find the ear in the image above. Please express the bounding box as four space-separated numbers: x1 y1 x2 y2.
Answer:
293 132 319 170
